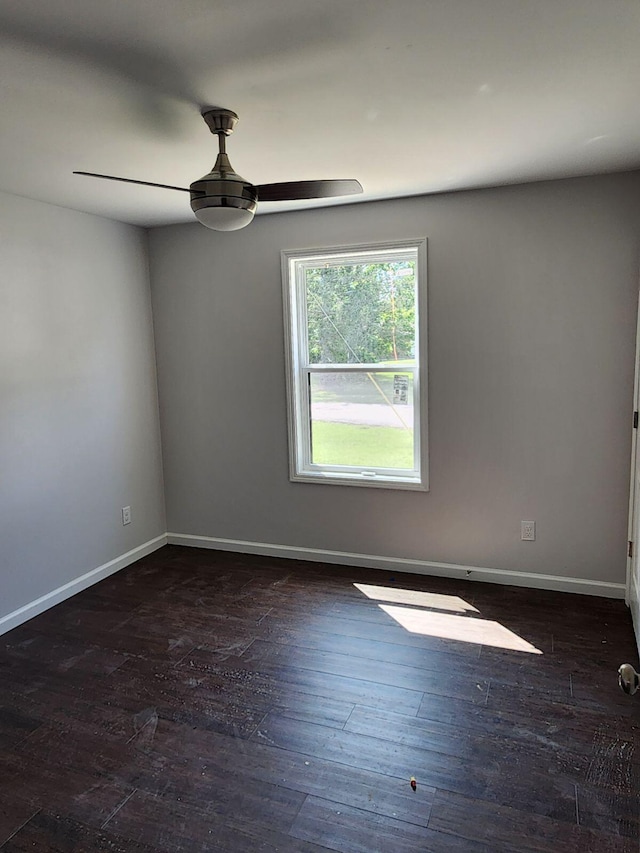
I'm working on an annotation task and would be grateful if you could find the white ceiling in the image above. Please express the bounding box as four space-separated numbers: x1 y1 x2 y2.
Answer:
1 0 639 227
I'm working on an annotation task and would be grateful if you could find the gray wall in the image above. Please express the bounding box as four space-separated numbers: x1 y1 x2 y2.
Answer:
0 191 166 620
149 172 640 585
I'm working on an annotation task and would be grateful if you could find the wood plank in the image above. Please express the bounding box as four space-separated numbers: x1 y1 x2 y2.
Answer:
112 650 355 734
1 811 166 853
487 680 636 721
104 788 327 853
343 703 593 779
574 781 640 840
254 710 588 824
289 795 495 853
260 609 484 656
0 793 38 848
174 647 426 716
2 632 128 677
229 639 490 704
0 706 42 751
144 718 436 828
428 788 637 853
416 691 640 766
251 624 483 672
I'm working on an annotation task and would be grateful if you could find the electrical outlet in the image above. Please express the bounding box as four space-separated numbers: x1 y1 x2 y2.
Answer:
122 506 131 525
521 520 535 541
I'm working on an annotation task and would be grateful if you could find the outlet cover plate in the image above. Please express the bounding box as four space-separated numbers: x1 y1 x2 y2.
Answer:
521 520 535 541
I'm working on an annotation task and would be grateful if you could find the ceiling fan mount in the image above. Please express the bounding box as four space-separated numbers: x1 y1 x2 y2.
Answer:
74 107 362 231
201 107 239 137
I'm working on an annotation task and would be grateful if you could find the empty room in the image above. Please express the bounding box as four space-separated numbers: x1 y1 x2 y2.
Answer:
1 1 640 851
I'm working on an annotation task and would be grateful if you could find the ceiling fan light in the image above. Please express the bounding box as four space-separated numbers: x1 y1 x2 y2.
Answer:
193 205 255 231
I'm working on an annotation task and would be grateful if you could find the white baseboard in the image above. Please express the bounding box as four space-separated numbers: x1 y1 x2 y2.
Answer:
1 531 624 640
166 533 626 599
0 534 168 637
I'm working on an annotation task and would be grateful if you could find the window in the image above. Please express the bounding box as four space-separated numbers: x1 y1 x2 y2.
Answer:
282 239 427 489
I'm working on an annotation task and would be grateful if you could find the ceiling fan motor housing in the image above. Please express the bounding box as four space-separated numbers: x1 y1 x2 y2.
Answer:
189 173 258 216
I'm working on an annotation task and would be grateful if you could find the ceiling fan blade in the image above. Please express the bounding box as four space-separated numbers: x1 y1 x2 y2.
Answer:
73 171 193 193
255 179 363 202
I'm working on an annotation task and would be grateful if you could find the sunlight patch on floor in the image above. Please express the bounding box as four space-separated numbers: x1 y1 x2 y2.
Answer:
378 603 542 654
353 583 478 613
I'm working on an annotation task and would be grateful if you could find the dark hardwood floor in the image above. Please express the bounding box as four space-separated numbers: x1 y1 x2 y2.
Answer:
1 545 639 852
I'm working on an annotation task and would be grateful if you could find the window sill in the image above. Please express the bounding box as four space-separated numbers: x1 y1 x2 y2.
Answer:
290 471 428 491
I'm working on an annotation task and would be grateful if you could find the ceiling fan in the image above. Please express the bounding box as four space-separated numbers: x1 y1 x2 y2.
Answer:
74 108 363 231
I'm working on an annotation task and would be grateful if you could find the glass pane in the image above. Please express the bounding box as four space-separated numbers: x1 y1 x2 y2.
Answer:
305 258 416 365
309 372 415 470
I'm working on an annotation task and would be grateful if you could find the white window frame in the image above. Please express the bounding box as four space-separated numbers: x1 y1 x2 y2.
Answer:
281 238 428 490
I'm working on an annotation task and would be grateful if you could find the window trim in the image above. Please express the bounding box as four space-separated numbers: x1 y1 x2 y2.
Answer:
281 238 428 490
